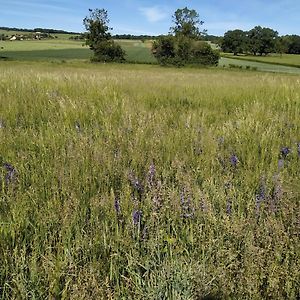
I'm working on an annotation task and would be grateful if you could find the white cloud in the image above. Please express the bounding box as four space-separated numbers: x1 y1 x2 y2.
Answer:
139 6 168 23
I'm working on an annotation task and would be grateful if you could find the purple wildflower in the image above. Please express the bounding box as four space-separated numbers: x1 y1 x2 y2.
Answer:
230 154 238 168
280 147 290 159
180 189 194 219
0 119 4 129
114 197 121 215
297 143 300 157
132 210 142 226
3 162 17 185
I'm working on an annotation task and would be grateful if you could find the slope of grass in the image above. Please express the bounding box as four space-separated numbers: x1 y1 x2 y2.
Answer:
0 61 299 299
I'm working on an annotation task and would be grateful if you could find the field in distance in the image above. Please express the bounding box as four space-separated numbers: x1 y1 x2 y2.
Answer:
222 52 300 68
0 38 156 63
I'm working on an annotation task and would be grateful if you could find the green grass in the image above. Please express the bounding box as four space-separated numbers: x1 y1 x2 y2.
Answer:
0 61 299 299
222 53 300 68
220 57 300 75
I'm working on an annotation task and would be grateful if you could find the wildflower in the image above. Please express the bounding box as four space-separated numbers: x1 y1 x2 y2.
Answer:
230 154 238 168
297 142 300 157
132 210 142 226
0 119 4 129
3 162 17 185
180 189 194 219
280 147 290 159
114 196 121 215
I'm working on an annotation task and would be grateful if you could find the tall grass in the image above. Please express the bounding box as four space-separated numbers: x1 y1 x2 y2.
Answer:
0 62 299 299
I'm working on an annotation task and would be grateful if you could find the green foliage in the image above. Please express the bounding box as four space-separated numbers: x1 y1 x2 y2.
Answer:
222 29 247 55
282 35 300 54
190 41 220 65
170 7 205 38
83 8 125 62
152 35 177 65
91 40 125 62
152 36 219 66
247 26 278 55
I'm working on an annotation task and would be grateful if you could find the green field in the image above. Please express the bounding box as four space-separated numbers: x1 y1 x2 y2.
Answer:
0 39 156 63
2 38 300 75
223 53 300 68
0 61 299 299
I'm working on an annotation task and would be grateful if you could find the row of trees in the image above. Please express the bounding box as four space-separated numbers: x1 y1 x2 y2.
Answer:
222 27 300 55
84 7 219 66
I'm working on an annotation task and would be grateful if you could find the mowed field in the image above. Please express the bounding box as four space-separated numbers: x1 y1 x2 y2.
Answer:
0 61 299 299
222 53 300 68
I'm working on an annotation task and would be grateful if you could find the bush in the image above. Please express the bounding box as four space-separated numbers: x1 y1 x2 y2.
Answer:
92 40 125 62
152 36 177 65
152 36 220 67
190 41 220 66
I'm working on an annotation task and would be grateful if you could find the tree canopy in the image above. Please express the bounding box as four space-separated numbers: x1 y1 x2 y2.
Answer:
83 9 125 62
152 7 219 67
170 7 205 38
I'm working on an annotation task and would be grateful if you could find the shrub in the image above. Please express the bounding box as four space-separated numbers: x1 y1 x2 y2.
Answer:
92 40 125 62
152 36 220 67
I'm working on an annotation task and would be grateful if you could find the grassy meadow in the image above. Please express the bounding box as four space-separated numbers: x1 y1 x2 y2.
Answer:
0 61 299 299
222 53 300 68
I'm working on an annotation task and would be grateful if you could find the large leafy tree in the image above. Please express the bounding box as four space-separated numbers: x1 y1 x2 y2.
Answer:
152 7 219 67
222 29 247 55
247 26 278 55
170 7 205 39
83 8 125 62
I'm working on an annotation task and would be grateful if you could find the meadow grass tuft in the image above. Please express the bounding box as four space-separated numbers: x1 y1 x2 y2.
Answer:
0 61 299 299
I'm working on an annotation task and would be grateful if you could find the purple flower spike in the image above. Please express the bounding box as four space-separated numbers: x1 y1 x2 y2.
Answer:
114 197 121 215
132 210 142 225
3 162 17 185
226 199 232 216
297 143 300 157
230 154 238 167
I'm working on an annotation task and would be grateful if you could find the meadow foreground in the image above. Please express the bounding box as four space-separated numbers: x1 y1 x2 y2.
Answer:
0 62 299 299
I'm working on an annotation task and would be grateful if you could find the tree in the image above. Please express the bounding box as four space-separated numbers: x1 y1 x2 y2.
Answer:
247 26 278 55
222 30 247 55
83 9 125 62
170 7 205 39
283 35 300 54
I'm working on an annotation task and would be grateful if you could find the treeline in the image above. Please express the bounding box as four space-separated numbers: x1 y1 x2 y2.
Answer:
0 26 80 35
222 26 300 55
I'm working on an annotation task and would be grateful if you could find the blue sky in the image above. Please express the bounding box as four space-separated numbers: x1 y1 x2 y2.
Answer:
1 0 299 36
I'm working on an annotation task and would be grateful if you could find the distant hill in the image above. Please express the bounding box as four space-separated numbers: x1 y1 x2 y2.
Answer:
0 26 80 35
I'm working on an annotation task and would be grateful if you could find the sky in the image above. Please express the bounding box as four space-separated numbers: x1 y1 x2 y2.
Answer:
1 0 299 36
